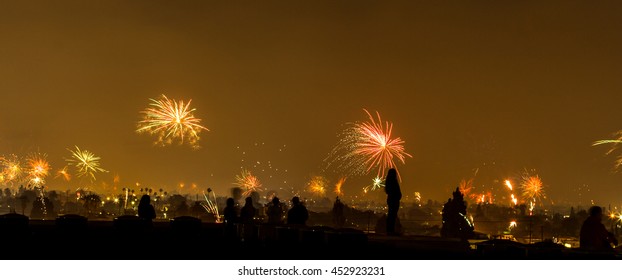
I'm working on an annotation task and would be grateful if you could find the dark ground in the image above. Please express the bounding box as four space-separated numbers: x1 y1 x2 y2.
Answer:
0 216 619 260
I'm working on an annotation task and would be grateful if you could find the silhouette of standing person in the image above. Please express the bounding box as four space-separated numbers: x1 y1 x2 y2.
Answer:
385 168 402 236
580 206 618 250
138 195 156 222
267 197 284 225
239 197 257 241
332 197 345 228
223 198 238 225
287 197 309 226
223 198 239 240
240 197 256 224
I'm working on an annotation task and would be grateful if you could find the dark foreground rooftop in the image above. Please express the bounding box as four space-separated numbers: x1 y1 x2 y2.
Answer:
0 214 619 260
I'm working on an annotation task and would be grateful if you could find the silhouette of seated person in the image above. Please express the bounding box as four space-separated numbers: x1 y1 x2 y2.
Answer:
240 197 256 224
138 195 156 222
287 197 309 226
580 206 618 251
267 197 284 225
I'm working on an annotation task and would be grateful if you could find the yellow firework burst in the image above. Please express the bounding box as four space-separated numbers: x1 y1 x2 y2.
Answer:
66 146 108 181
308 176 328 197
137 94 209 148
1 154 25 184
521 174 544 201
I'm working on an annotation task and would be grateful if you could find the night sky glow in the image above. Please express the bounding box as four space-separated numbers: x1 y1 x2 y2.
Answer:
1 1 622 204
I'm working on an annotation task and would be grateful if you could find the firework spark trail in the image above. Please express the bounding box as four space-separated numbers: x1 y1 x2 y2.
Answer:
505 180 518 206
326 109 412 181
509 221 517 230
505 180 513 191
124 188 129 209
593 132 622 170
476 192 493 204
308 176 328 197
137 94 209 148
234 169 263 196
66 146 107 181
38 186 47 217
201 189 221 222
414 192 422 204
334 177 346 197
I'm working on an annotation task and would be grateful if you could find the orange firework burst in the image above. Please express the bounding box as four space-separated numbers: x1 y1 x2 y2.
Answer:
327 109 412 180
234 169 262 196
137 94 209 148
55 166 71 182
334 177 346 197
459 178 474 197
308 176 328 197
27 153 50 186
521 174 544 201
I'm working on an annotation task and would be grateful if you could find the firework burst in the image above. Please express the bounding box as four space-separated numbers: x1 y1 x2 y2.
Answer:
137 94 209 148
521 174 544 202
363 176 385 194
459 178 474 198
326 109 412 180
308 176 328 197
234 169 262 196
26 153 50 187
1 154 25 185
593 131 622 170
66 146 108 181
334 177 346 197
55 166 71 182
